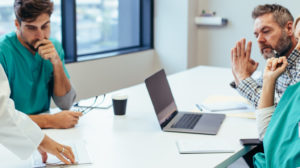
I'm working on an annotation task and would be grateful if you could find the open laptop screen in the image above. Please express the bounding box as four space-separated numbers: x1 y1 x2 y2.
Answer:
145 69 177 125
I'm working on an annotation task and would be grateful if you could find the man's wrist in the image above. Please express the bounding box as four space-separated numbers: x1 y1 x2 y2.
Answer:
51 57 62 68
44 114 54 128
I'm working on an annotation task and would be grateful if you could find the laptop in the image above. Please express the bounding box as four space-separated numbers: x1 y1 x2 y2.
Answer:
145 69 225 135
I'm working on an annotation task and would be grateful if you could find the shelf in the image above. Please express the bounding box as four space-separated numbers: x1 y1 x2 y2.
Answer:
195 16 228 26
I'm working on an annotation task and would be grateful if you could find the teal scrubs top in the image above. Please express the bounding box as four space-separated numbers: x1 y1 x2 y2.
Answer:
254 82 300 168
0 32 70 115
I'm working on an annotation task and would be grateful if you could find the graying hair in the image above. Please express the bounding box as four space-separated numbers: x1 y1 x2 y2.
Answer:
252 4 293 28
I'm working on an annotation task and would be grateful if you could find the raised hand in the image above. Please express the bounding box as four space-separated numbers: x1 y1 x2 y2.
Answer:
263 56 288 82
258 56 288 109
231 38 259 85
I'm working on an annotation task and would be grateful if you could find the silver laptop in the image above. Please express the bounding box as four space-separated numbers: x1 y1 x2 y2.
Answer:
145 69 225 135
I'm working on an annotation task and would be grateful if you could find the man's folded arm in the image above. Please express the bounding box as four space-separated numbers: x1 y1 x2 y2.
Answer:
52 85 76 110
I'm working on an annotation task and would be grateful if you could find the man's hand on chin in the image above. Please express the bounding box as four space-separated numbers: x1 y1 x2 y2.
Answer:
34 39 61 65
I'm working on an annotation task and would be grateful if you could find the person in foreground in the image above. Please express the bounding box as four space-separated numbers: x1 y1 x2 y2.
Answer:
0 65 75 164
253 55 300 167
0 0 81 129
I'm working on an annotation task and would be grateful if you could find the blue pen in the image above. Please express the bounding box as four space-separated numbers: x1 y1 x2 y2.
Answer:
196 104 210 112
196 104 204 112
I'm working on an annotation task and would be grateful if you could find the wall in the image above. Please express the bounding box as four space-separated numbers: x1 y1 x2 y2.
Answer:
65 50 161 101
154 0 189 75
196 0 300 70
187 0 199 68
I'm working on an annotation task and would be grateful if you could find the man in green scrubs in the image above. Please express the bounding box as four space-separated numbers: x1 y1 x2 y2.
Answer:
0 0 82 129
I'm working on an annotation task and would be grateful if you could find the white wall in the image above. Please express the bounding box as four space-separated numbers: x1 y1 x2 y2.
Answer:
188 0 199 68
65 50 161 101
196 0 300 70
154 0 200 74
154 0 188 74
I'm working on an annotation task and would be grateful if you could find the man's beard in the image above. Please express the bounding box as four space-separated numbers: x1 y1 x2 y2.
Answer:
20 31 39 52
261 30 293 59
262 49 276 59
275 31 293 56
25 41 38 52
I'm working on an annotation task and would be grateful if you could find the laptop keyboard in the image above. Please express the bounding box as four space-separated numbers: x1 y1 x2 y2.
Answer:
171 113 202 129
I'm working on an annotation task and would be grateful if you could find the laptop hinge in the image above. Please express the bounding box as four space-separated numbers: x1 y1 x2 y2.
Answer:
161 111 178 128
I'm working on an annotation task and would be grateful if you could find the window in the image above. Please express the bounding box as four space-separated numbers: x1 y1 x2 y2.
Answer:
76 0 139 56
0 2 15 37
63 0 153 62
0 0 62 42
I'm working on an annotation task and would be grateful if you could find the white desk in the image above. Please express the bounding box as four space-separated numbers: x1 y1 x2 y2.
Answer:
0 66 258 168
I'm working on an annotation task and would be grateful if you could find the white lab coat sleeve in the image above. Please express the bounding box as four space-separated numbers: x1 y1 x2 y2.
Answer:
255 106 275 141
0 65 44 159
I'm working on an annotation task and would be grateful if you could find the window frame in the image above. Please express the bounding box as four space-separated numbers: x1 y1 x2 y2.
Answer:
61 0 153 63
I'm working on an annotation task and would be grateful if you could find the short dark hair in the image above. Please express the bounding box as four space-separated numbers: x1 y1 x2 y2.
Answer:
14 0 53 23
252 4 293 28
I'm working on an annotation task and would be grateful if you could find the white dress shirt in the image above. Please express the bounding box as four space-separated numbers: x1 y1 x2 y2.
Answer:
0 65 44 159
255 106 275 140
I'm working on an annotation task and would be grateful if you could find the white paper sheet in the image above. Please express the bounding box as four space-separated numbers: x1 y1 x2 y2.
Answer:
176 140 235 154
198 102 251 112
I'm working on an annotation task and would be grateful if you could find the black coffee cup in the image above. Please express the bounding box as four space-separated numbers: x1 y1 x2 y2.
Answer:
112 94 128 115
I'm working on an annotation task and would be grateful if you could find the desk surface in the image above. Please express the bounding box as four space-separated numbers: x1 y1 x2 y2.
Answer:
0 66 258 168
